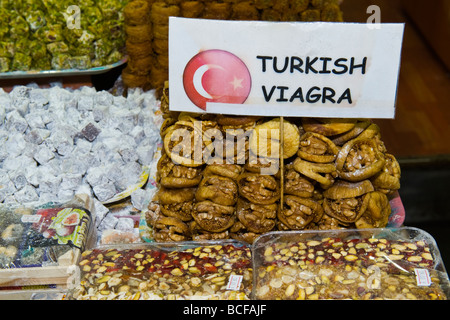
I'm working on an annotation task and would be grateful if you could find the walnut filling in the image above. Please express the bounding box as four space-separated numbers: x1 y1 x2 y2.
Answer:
195 175 238 206
297 132 339 163
278 195 323 230
158 154 203 188
336 138 385 182
160 201 194 222
238 173 280 205
345 143 377 172
325 197 362 221
284 167 315 198
236 199 277 234
192 201 235 232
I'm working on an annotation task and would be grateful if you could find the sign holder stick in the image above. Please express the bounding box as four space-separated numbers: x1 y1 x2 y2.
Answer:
279 116 284 215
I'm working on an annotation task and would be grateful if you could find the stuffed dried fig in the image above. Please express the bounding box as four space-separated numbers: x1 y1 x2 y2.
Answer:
297 132 340 163
245 154 279 175
192 200 235 233
278 195 323 230
249 118 300 159
293 157 337 189
302 118 357 136
202 163 243 181
283 164 315 198
237 172 280 205
370 153 401 195
153 216 191 242
195 174 238 206
163 117 217 167
330 120 371 146
236 198 277 233
355 191 391 228
157 153 203 188
156 187 196 205
323 180 374 223
335 138 385 182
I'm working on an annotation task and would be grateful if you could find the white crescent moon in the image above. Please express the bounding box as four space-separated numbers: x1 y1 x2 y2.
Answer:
193 64 224 99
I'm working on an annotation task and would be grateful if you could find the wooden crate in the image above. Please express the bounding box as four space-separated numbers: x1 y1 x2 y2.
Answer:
0 248 80 288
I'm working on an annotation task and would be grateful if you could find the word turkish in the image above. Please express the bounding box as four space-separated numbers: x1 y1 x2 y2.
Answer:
257 56 368 75
257 56 368 105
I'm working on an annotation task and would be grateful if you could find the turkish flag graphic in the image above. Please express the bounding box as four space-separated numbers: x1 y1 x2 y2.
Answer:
183 49 252 110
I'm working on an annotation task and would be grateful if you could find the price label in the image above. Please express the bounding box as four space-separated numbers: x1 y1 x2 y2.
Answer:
226 275 243 291
414 268 432 287
21 214 42 223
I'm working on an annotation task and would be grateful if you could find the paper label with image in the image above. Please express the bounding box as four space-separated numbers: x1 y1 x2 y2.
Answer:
28 207 92 251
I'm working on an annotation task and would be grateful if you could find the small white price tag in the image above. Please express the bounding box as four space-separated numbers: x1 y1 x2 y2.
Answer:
21 214 42 223
226 274 243 291
414 268 432 287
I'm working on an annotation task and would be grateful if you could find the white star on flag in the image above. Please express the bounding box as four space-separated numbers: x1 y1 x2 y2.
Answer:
230 76 244 91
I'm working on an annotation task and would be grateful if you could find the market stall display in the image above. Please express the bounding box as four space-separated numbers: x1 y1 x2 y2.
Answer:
0 0 448 303
0 0 128 74
121 0 344 95
253 227 450 300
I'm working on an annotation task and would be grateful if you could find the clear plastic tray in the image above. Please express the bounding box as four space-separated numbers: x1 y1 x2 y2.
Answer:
0 58 127 79
67 239 253 300
252 227 450 300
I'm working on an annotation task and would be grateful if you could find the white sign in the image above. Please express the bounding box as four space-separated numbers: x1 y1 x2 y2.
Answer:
169 18 404 119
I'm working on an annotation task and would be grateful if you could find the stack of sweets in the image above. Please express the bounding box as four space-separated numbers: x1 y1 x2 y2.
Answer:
146 83 403 244
121 0 344 94
122 0 154 91
150 1 181 91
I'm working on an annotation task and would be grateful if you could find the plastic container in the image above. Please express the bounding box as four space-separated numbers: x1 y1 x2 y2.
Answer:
252 227 450 300
67 239 252 300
